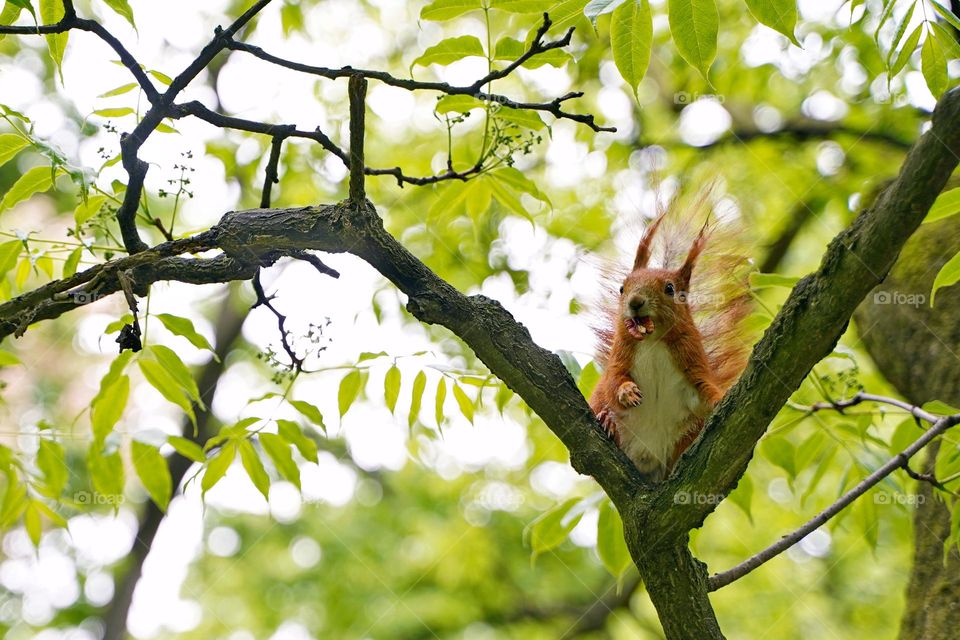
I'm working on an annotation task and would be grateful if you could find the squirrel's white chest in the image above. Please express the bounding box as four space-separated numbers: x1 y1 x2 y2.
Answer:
618 340 703 471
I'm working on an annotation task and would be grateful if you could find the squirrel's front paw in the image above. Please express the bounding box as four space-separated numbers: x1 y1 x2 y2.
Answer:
616 381 643 407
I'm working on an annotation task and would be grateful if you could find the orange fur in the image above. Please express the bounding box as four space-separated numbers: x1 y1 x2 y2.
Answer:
589 200 752 479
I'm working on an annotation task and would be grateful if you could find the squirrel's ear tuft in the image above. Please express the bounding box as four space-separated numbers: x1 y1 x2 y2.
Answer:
678 224 708 287
633 213 667 270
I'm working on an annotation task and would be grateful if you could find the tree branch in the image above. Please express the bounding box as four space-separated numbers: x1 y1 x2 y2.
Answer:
0 200 643 505
708 397 960 591
223 14 614 133
653 87 960 538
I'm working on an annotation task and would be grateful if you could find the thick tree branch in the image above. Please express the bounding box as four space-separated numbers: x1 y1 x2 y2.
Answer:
0 201 643 505
653 87 960 539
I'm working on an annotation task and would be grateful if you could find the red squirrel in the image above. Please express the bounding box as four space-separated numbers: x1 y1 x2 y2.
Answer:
589 209 751 480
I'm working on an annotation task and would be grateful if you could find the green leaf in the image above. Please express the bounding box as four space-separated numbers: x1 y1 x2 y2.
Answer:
90 374 129 441
0 2 24 38
131 441 172 510
0 165 54 212
289 399 326 433
547 0 592 32
494 166 549 204
492 36 571 68
409 370 427 428
429 181 474 219
420 0 483 21
0 479 26 527
931 250 960 306
931 22 960 62
489 177 534 223
525 497 581 557
611 0 653 96
490 0 553 12
87 444 124 506
412 36 486 68
0 240 23 279
168 435 205 463
24 500 41 546
338 370 362 418
384 365 401 414
930 0 960 33
146 344 201 404
761 435 796 479
596 499 632 578
921 31 948 98
99 0 136 29
749 272 800 289
33 500 66 529
436 94 486 114
98 82 138 98
62 247 82 278
148 69 172 85
728 473 753 522
37 439 68 497
452 383 474 423
201 441 236 496
584 0 628 24
0 134 29 167
0 349 20 366
93 107 136 118
276 419 318 463
260 432 300 489
74 194 107 225
890 24 923 77
668 0 718 78
138 359 196 425
39 0 68 82
885 2 916 68
496 106 547 131
435 377 447 430
577 360 601 398
745 0 799 46
889 418 919 456
154 313 217 357
239 440 270 500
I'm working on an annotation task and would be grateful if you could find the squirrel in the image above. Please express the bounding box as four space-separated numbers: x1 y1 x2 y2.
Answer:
588 204 752 481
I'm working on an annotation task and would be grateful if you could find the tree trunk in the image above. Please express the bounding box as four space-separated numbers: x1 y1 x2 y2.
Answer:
627 518 724 640
855 216 960 640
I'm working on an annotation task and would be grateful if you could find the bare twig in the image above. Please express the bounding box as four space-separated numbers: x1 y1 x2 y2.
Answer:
224 14 614 133
251 267 303 372
708 395 960 591
260 134 287 208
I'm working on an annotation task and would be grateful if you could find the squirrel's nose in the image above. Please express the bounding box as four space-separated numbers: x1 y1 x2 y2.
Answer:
629 296 647 313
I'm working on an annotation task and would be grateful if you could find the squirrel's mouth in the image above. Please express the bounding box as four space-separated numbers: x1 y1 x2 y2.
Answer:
625 315 655 340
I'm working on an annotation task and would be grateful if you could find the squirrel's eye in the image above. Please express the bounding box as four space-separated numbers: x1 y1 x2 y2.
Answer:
665 282 675 296
618 285 624 295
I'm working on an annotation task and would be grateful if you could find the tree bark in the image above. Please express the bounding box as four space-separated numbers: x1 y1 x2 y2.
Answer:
630 533 724 639
855 217 960 640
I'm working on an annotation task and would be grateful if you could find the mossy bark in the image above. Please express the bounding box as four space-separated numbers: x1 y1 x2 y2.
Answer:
855 217 960 640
